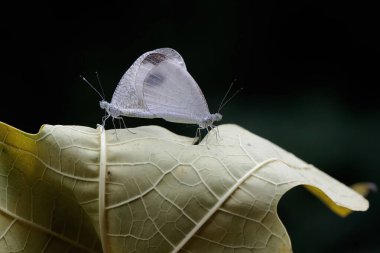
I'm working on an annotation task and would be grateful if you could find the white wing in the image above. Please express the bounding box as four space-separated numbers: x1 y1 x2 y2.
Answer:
110 48 186 111
141 59 211 124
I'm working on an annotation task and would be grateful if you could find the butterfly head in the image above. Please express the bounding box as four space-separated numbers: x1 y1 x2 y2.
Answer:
200 113 222 129
99 100 109 111
100 100 123 118
213 113 223 122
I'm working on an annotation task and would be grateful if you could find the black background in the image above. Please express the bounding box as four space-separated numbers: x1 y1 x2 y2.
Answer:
0 1 379 252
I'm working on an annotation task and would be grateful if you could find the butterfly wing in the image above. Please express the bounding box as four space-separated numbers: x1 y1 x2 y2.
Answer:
141 58 211 124
110 48 186 111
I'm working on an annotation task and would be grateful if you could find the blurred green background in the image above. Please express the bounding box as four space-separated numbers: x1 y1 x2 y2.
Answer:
0 1 378 252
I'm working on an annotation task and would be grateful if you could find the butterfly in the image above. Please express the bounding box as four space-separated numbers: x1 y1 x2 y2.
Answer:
91 48 222 130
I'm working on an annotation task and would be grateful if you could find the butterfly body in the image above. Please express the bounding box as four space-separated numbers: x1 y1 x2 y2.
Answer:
99 100 155 119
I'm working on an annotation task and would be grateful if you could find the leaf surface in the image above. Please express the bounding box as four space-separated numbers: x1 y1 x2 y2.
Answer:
0 122 369 252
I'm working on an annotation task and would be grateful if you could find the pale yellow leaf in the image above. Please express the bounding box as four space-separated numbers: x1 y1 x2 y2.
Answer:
0 122 369 253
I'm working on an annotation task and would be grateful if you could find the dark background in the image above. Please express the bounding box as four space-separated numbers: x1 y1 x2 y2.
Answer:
0 1 379 252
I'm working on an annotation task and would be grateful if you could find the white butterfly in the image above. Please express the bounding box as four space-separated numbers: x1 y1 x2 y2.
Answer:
97 48 222 130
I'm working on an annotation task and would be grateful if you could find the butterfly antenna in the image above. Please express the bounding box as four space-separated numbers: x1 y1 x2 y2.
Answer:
218 79 243 113
95 71 106 100
218 87 243 112
218 78 237 112
80 75 104 100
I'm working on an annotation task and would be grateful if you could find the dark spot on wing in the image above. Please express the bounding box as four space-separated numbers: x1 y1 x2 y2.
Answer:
145 72 165 86
142 53 167 65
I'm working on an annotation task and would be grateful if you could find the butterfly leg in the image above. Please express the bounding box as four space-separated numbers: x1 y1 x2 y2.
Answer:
115 116 135 134
204 127 210 149
120 117 127 128
216 126 222 142
193 127 202 145
211 125 222 143
103 110 107 120
111 117 119 140
216 126 222 140
102 114 111 130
